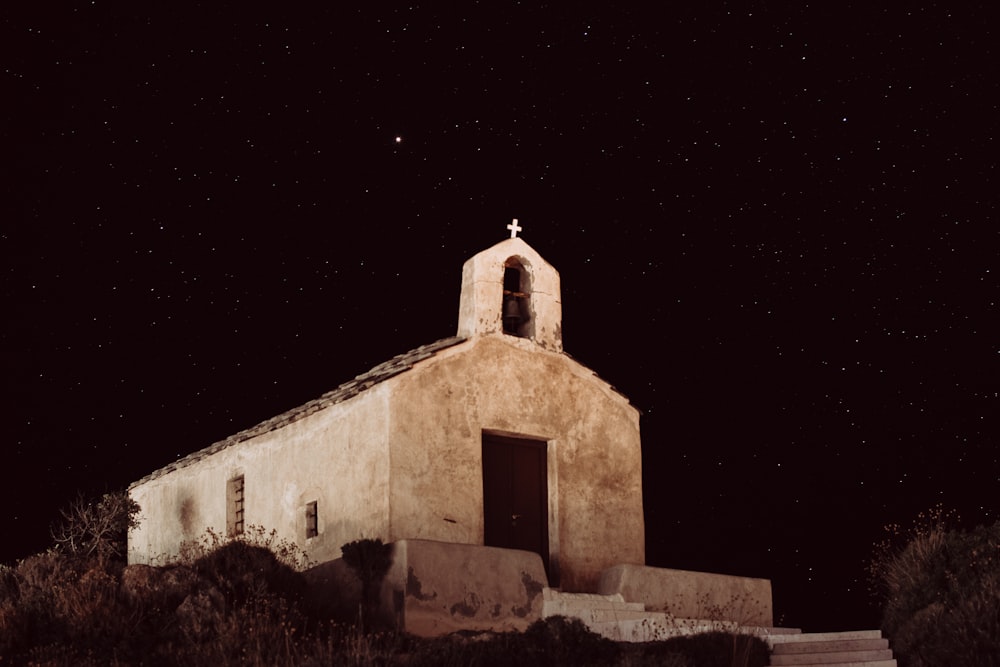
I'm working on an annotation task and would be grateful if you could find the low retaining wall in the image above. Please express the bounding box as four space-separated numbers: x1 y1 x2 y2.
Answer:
304 539 549 636
385 539 549 636
598 564 773 626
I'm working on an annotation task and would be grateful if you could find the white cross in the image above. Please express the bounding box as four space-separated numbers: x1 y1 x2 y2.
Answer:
507 218 522 239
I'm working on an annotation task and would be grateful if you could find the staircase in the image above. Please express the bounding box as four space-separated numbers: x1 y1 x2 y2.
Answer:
541 589 896 665
541 588 793 643
542 588 664 641
766 630 896 666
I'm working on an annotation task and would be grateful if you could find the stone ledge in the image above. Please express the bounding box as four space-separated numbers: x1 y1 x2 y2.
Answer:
767 630 884 645
598 563 773 627
770 648 894 666
541 589 645 615
772 637 889 654
542 588 627 603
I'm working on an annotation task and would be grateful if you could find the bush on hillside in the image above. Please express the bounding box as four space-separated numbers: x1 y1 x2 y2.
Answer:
341 538 393 630
0 549 771 667
870 508 1000 666
178 524 313 570
404 619 769 667
2 505 771 666
619 630 770 667
0 550 128 660
523 615 621 666
192 540 305 608
0 546 319 665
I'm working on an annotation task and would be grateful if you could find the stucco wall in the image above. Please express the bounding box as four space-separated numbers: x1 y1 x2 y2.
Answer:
302 539 549 636
387 335 645 591
385 539 548 636
457 237 563 352
129 335 645 594
129 385 393 565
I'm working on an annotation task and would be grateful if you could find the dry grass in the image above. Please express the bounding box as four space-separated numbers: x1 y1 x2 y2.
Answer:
869 508 1000 666
1 545 768 666
2 520 767 666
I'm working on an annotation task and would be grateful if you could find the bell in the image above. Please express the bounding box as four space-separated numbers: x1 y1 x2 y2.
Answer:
503 296 522 331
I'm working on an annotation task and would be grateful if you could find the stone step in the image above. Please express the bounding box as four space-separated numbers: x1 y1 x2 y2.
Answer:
541 588 896 664
765 630 895 667
542 588 642 607
763 627 805 635
771 662 895 667
773 638 889 655
767 630 884 645
581 609 667 623
589 618 803 644
542 598 646 614
589 617 675 643
542 588 630 602
770 649 894 665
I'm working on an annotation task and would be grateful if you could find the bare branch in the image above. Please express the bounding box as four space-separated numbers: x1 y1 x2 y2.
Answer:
50 490 141 561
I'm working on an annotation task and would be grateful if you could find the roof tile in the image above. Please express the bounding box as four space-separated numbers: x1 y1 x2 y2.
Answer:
130 337 466 487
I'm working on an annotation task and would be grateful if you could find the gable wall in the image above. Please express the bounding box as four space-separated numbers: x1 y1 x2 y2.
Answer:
386 335 644 591
128 385 393 565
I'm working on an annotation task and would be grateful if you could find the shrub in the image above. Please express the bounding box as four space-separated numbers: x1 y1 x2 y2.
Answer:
0 526 316 666
396 617 618 667
620 630 770 667
2 517 772 666
0 550 131 661
870 508 1000 666
341 538 393 631
523 615 621 666
192 540 305 608
402 618 768 667
178 525 313 571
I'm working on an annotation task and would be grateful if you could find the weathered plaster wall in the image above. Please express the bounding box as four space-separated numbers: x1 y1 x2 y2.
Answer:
130 236 644 602
457 237 563 352
384 539 548 636
129 385 393 565
303 539 547 635
129 334 644 592
387 335 645 592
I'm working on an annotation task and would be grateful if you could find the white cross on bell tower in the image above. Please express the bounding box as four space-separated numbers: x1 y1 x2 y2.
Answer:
506 218 522 239
456 226 563 352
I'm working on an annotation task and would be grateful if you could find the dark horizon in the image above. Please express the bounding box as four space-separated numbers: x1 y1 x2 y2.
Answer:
4 4 997 632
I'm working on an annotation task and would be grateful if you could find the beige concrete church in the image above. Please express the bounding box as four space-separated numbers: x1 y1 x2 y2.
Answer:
129 227 771 636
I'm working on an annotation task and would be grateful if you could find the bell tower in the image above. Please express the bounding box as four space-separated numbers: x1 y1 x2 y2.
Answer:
457 221 563 352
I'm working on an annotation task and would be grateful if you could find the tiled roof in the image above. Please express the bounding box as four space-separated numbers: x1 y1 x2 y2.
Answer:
130 336 466 487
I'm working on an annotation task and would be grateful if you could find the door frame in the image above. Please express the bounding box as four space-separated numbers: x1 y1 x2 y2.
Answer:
481 430 558 584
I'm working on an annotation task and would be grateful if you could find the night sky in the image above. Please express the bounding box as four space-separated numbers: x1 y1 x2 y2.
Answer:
3 4 997 632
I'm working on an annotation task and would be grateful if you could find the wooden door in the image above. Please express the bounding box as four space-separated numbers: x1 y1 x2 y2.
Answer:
482 434 549 573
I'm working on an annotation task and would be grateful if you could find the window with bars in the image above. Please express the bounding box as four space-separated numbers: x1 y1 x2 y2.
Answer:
227 475 245 536
305 501 318 538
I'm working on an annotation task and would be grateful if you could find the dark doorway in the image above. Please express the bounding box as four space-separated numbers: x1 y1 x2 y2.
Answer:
482 434 549 575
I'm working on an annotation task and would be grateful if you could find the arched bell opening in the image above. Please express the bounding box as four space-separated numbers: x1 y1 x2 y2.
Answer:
502 257 532 338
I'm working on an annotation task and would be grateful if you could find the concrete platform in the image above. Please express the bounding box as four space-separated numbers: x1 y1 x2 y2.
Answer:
598 563 773 626
542 588 794 643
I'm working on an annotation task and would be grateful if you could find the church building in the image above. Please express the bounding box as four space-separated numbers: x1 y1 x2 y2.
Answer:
128 224 646 599
129 225 890 644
